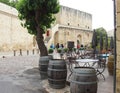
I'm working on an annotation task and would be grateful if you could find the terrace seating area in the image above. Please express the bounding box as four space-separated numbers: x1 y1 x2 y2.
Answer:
59 49 114 92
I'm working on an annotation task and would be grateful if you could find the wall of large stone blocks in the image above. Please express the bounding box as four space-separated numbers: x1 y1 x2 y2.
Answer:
55 6 92 30
0 3 34 51
116 0 120 92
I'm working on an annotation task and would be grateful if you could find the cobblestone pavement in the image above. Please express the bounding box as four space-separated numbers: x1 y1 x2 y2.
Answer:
0 54 113 93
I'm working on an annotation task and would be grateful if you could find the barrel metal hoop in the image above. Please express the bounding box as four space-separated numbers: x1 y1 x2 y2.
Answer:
48 68 67 71
48 78 66 81
70 80 97 85
49 64 65 65
73 73 96 76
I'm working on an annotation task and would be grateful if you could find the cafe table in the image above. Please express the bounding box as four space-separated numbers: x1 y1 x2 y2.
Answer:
75 58 106 80
75 58 99 67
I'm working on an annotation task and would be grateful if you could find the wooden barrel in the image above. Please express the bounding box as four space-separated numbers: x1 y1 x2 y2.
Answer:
107 55 114 75
48 59 67 89
70 67 97 93
39 56 52 79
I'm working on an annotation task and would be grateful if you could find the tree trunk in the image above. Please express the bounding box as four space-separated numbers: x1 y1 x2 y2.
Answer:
36 27 48 56
35 9 48 56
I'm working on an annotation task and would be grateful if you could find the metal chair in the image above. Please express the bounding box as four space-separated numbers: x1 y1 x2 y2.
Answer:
65 56 80 80
95 57 106 80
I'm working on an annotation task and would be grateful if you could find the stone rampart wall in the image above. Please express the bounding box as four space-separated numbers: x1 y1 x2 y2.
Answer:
0 3 34 51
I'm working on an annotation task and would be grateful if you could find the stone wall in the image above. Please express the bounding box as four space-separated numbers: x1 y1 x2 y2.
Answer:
55 6 92 30
116 0 120 92
0 3 34 51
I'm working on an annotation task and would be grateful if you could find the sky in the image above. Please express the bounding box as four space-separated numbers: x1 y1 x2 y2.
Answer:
59 0 114 31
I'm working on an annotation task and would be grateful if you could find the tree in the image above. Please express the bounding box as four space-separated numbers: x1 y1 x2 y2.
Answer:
0 0 18 8
95 27 107 50
16 0 60 56
0 0 10 5
95 27 107 42
10 0 18 8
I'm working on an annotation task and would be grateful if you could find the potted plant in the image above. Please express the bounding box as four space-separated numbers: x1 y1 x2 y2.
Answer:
57 48 62 53
48 48 54 54
48 48 54 59
57 48 64 58
64 48 68 53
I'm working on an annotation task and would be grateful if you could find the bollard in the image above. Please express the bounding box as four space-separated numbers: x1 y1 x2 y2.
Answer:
20 49 22 56
27 50 29 55
32 49 34 55
13 50 16 56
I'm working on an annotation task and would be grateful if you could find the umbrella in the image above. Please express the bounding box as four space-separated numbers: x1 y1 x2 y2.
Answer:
110 37 114 50
105 34 108 51
99 32 103 53
91 30 98 55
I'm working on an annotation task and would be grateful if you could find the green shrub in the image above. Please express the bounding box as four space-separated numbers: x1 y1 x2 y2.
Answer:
64 48 68 52
57 48 62 53
73 48 76 51
48 48 54 54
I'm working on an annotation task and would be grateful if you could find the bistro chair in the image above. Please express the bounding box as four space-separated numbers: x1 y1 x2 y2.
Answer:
65 55 80 80
92 55 106 80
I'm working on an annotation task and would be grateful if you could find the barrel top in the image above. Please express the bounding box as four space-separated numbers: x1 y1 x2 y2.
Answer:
49 59 66 65
73 67 96 74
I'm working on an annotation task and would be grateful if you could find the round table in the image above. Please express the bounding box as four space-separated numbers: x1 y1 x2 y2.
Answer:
76 59 99 67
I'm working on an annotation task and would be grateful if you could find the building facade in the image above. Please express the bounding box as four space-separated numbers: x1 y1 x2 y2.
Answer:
45 6 93 48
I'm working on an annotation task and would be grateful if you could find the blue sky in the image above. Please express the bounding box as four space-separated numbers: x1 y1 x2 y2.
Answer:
59 0 114 31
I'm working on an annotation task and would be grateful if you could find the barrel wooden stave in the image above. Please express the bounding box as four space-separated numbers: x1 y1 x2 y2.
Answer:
39 56 52 79
48 59 67 89
70 67 97 93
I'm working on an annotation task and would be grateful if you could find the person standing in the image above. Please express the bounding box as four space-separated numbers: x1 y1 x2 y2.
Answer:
56 43 59 49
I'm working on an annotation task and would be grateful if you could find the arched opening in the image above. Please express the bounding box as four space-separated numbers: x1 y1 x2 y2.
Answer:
77 34 82 45
54 31 59 45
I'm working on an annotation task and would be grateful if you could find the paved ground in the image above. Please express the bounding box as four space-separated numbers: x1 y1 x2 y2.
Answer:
0 53 113 93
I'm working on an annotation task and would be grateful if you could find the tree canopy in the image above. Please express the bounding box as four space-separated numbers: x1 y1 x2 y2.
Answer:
16 0 60 56
16 0 60 35
94 27 108 52
95 27 107 39
0 0 18 8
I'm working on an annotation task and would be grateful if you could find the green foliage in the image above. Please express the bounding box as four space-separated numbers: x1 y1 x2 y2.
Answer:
10 0 18 8
48 48 54 54
0 0 10 5
64 48 68 52
0 0 18 8
95 27 107 42
73 48 76 51
94 27 108 50
57 48 62 53
16 0 60 35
